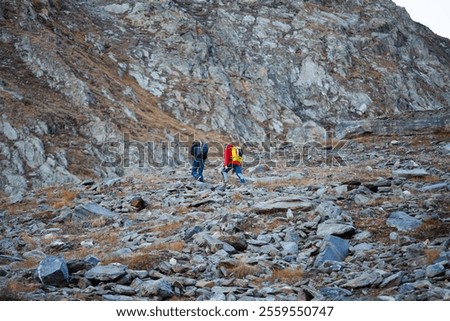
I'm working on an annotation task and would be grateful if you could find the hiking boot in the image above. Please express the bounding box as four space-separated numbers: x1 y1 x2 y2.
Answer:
237 174 246 184
221 171 228 183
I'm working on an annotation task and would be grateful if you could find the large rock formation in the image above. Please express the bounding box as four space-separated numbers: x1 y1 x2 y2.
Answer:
0 0 449 195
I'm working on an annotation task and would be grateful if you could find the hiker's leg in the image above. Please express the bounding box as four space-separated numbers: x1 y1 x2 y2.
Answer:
234 165 246 183
198 159 205 182
222 165 232 182
191 159 199 178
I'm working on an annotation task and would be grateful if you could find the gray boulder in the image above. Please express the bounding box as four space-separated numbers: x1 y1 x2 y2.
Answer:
316 201 342 220
85 264 128 282
316 221 356 237
343 271 383 289
314 235 350 266
393 169 429 178
253 198 313 214
320 287 352 300
387 211 422 231
73 203 117 221
426 263 445 278
37 256 69 286
137 279 174 299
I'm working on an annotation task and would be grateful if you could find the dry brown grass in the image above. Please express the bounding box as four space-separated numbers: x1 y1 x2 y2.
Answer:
125 173 167 186
36 216 192 263
0 280 41 300
268 267 303 284
0 197 39 216
19 233 38 249
408 176 441 183
353 212 394 243
102 241 186 269
112 252 153 270
11 257 40 270
91 216 108 228
50 189 78 209
365 197 404 207
92 229 120 248
411 220 450 241
228 262 260 278
150 222 184 237
266 218 288 231
424 248 441 264
145 241 186 252
331 166 391 183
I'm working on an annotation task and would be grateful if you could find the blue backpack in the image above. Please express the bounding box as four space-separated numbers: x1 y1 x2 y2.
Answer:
201 143 208 160
190 141 208 160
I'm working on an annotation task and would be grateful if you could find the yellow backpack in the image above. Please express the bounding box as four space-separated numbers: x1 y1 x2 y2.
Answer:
231 146 243 163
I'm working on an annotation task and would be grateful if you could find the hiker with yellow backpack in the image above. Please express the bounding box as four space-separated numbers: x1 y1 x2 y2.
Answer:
222 143 246 184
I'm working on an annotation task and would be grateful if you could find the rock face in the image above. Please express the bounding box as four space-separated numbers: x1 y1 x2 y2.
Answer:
111 0 450 140
335 111 450 139
1 0 450 196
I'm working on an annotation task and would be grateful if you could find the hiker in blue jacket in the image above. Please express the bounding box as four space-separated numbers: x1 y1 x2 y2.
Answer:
190 140 208 182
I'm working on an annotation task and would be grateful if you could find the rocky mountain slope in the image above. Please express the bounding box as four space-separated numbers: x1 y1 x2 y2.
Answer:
1 133 449 301
0 0 449 301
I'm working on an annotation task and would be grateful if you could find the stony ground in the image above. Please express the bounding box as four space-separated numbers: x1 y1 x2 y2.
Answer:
1 132 449 301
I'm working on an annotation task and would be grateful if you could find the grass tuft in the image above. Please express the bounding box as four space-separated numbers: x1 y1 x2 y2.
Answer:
229 263 260 278
268 267 303 284
50 189 78 209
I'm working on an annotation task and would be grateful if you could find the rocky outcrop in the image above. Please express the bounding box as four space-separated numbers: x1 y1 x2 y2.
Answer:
1 0 450 196
117 0 450 140
0 116 81 201
335 111 450 139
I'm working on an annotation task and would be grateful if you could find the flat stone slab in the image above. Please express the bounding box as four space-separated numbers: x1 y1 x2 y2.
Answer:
254 198 314 214
85 264 128 282
74 203 117 221
393 169 429 178
419 183 449 192
317 222 356 237
387 211 422 231
343 271 382 289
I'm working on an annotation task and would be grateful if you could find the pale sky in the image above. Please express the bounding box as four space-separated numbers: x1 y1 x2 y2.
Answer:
393 0 450 39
